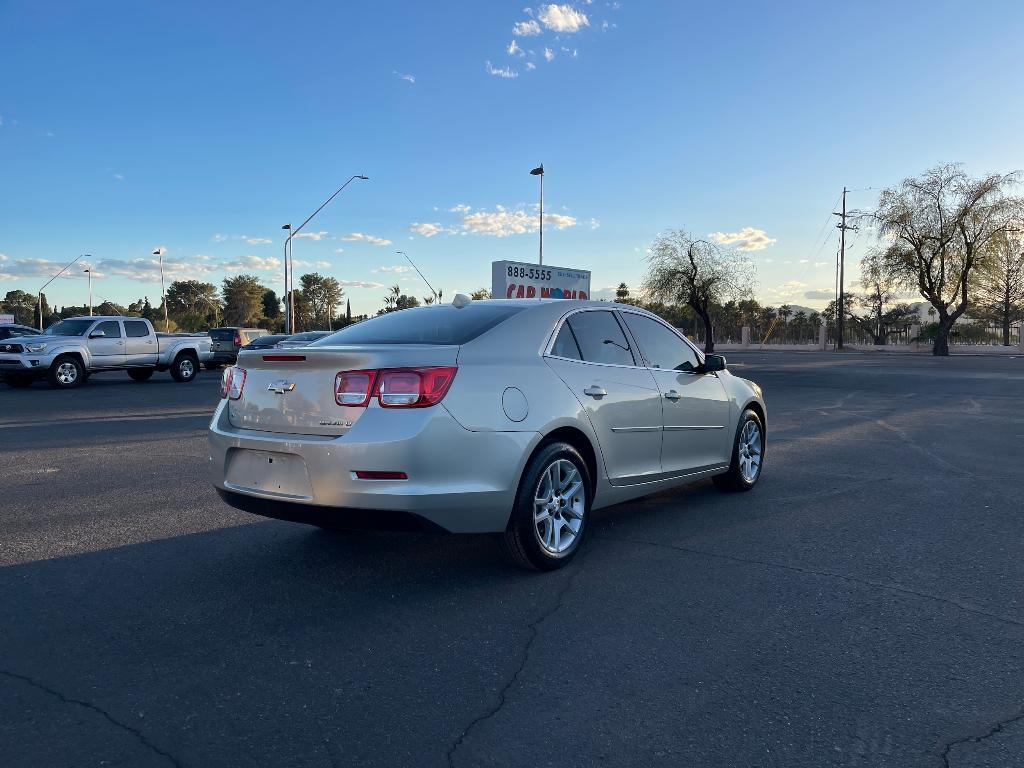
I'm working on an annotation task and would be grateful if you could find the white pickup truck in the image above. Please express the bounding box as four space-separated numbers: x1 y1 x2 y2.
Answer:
0 316 214 389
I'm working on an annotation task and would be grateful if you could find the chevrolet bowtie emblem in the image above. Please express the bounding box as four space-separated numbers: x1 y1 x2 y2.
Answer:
267 380 296 394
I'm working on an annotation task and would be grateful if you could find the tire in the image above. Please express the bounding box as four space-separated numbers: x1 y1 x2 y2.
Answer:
128 368 155 382
2 373 35 388
713 408 764 492
48 355 85 389
499 441 591 571
170 353 199 382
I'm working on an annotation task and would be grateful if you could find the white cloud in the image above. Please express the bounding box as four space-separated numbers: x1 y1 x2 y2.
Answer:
292 259 332 269
294 230 328 241
765 280 808 301
543 47 555 62
709 227 777 252
113 173 124 181
333 248 345 253
393 71 415 84
212 233 230 243
245 237 272 245
526 62 537 71
537 4 589 32
485 60 518 79
513 19 542 36
220 255 281 272
449 203 471 213
339 280 385 289
460 207 578 237
342 232 392 246
804 289 835 300
813 261 831 268
508 39 524 56
410 222 444 237
373 265 413 274
0 257 102 280
588 218 600 229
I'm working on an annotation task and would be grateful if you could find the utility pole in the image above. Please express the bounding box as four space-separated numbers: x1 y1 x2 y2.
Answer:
833 187 853 350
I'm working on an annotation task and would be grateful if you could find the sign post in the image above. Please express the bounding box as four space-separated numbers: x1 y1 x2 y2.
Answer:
491 260 591 301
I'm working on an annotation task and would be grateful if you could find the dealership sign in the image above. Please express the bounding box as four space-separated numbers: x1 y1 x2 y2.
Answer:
491 260 591 300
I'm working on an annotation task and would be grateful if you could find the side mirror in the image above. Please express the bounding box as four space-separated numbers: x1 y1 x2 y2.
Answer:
701 354 727 373
89 330 106 339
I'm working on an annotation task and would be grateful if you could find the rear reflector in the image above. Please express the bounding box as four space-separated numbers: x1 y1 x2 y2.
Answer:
263 354 306 362
354 471 408 480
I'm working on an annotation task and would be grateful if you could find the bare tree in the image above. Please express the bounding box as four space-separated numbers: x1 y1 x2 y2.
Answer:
643 230 756 352
973 221 1024 345
871 164 1020 355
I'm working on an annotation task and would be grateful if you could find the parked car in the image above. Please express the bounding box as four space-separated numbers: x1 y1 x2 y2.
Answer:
242 334 290 350
210 299 766 570
208 327 270 367
0 324 42 341
0 316 213 389
276 331 334 348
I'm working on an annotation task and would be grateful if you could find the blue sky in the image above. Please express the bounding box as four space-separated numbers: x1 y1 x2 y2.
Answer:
2 0 1022 316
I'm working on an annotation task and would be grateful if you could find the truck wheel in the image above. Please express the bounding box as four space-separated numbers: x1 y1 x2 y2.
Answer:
170 353 199 382
2 373 35 388
48 355 85 389
128 368 155 382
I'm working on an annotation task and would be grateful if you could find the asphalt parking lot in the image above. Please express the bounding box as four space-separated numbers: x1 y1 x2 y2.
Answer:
1 352 1023 768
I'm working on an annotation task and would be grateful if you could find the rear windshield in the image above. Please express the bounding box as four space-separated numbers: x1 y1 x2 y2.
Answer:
210 329 235 340
314 305 525 346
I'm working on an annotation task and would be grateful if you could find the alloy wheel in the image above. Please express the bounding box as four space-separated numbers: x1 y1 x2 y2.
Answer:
57 362 78 385
533 458 585 554
738 420 762 483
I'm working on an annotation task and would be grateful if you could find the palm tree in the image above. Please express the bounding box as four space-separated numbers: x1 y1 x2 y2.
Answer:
383 284 401 312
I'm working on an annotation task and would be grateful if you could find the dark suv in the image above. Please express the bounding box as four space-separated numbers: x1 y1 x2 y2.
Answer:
208 327 269 366
0 324 42 341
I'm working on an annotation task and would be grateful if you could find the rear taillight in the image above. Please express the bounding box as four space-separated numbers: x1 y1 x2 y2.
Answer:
334 369 378 407
333 366 457 408
378 367 457 408
233 333 242 347
220 366 246 400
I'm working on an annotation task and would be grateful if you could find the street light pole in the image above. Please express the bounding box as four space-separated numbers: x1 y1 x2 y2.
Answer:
284 174 369 333
281 224 292 333
530 164 544 264
37 255 83 329
84 268 92 315
153 248 168 332
396 250 438 303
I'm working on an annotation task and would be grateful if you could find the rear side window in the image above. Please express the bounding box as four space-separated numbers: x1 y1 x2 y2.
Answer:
124 321 150 338
550 324 582 360
620 313 700 372
565 311 636 366
94 321 122 338
314 305 525 346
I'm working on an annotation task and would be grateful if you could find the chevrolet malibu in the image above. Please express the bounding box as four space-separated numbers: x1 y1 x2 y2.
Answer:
209 298 766 570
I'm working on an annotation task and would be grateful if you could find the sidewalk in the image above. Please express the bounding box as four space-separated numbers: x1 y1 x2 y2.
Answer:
714 342 1023 356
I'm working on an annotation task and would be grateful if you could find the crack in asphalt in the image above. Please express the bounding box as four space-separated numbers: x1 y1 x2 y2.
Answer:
940 709 1024 767
592 536 1024 630
0 669 182 767
445 555 586 768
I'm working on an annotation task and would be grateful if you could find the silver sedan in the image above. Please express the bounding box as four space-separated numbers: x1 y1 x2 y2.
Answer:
209 298 766 569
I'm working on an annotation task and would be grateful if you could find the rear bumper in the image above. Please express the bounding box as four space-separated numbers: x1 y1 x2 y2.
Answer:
208 400 539 533
210 352 238 364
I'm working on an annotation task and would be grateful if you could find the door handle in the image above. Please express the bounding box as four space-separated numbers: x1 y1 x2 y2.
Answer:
664 390 681 401
145 340 154 344
583 385 607 398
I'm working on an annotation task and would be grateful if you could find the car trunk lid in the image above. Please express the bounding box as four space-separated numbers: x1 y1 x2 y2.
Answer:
227 345 459 436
